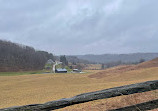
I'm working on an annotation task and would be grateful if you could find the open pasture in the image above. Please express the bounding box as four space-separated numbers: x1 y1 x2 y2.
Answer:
0 67 158 110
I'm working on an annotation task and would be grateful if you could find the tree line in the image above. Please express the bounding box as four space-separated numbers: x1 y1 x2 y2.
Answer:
0 40 55 72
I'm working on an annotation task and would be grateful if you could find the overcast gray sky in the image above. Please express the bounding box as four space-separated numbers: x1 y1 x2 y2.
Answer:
0 0 158 55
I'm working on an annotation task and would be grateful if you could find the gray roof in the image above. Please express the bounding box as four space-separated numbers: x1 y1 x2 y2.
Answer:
56 68 67 72
46 59 54 64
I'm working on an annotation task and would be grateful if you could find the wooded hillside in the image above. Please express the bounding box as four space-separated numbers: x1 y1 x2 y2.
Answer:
77 53 158 64
0 40 54 72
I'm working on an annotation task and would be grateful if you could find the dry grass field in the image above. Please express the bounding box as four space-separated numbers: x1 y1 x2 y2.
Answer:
60 67 158 111
84 64 102 70
1 59 158 110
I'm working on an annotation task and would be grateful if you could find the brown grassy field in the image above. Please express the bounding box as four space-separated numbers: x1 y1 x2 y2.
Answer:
84 64 102 70
0 66 158 110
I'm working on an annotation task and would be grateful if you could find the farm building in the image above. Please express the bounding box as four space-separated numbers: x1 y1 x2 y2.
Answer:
73 69 81 73
46 59 54 64
55 68 67 73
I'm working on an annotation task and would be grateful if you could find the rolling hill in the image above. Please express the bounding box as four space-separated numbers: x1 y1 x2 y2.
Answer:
76 53 158 64
1 58 158 110
89 57 158 79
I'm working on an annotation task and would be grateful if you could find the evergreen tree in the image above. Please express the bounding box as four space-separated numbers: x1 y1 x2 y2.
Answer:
60 55 68 67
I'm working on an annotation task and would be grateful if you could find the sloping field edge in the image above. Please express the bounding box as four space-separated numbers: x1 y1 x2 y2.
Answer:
1 80 158 111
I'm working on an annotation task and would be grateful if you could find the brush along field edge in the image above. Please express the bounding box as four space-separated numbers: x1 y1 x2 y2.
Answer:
109 99 158 111
1 80 158 111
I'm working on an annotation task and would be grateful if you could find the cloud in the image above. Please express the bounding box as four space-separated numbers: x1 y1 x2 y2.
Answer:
0 0 158 55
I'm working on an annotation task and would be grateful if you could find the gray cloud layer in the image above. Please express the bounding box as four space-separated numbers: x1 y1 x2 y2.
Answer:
0 0 158 55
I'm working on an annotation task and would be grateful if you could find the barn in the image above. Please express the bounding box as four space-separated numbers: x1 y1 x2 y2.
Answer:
55 68 67 73
73 69 81 73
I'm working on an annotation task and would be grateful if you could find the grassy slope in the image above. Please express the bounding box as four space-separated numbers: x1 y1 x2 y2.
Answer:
0 68 158 110
0 70 44 76
60 67 158 111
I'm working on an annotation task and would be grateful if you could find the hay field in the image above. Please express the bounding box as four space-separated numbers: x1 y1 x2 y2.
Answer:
84 64 102 70
0 67 158 110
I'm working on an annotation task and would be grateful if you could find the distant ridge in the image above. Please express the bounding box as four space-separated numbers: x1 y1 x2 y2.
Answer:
89 57 158 79
77 53 158 63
